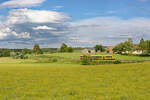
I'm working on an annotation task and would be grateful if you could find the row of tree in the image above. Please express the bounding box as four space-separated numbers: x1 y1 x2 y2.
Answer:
0 43 74 58
138 38 150 54
0 49 11 57
0 44 42 58
94 45 105 52
59 43 74 53
112 38 150 55
112 41 134 54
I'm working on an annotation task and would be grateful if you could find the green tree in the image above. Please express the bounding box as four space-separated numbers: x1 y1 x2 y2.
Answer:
60 43 68 52
113 41 134 54
33 44 43 54
94 45 105 52
145 40 150 54
22 48 32 55
88 50 91 53
138 39 150 55
138 38 146 54
113 44 121 54
67 47 74 53
124 41 135 54
0 49 11 57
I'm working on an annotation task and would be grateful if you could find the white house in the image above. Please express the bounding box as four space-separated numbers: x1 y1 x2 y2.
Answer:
82 48 96 54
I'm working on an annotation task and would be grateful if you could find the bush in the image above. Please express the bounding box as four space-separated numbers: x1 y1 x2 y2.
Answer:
106 50 110 53
52 58 58 62
114 60 121 64
90 61 115 65
139 54 150 57
81 59 90 65
11 52 28 59
80 55 121 65
50 51 57 54
81 60 121 65
80 55 120 65
22 48 32 55
80 55 92 65
0 49 11 57
67 47 74 53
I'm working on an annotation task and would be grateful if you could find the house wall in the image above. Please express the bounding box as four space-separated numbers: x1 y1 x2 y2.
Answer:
132 51 142 54
81 49 96 54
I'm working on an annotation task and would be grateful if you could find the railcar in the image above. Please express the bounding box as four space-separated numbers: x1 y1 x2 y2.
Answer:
80 55 115 60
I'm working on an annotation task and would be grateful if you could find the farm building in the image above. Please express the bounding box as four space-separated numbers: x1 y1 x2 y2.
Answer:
105 46 114 53
81 48 96 54
81 46 115 54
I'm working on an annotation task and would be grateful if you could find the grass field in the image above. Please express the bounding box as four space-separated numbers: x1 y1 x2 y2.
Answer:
1 52 150 64
34 53 150 64
0 62 150 100
50 52 150 61
34 53 150 63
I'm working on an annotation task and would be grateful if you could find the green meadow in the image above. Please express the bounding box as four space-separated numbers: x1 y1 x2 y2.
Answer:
0 53 150 100
1 53 150 64
0 63 150 100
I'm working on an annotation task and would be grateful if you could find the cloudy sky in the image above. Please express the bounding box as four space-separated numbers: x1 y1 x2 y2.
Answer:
0 0 150 48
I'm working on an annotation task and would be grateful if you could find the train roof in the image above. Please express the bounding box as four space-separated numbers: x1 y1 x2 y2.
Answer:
80 55 114 56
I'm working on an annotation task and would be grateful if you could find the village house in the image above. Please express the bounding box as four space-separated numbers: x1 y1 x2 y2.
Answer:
132 44 142 54
105 46 114 53
81 48 96 54
81 46 115 54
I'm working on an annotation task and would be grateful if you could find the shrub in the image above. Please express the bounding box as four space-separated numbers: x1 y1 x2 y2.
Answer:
106 50 110 53
11 52 28 59
80 55 91 65
90 61 114 65
52 58 58 62
81 59 90 65
114 60 121 64
80 55 121 65
0 49 11 57
67 47 74 53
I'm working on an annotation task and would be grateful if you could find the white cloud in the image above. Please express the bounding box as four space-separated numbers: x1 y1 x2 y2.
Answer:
33 26 56 30
7 8 70 24
0 8 70 48
0 22 11 39
0 28 10 39
1 7 150 47
0 0 45 8
12 31 31 38
69 17 150 46
0 8 70 41
19 32 31 38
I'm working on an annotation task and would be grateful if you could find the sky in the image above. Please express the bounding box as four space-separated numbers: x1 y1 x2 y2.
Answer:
0 0 150 48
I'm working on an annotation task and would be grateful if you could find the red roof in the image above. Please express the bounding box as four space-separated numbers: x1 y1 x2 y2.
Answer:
106 46 114 52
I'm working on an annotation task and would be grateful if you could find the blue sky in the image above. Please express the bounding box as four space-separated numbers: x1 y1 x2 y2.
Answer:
37 0 150 20
0 0 150 48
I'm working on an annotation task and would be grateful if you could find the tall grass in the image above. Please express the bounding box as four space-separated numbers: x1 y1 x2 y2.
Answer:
0 52 150 64
0 63 150 99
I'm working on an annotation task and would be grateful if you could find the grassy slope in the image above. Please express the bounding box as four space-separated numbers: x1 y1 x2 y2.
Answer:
1 53 150 64
50 52 150 61
0 63 150 100
49 53 150 63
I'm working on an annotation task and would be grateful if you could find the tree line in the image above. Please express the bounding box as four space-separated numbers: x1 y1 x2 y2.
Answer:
113 38 150 55
59 43 74 53
0 43 74 59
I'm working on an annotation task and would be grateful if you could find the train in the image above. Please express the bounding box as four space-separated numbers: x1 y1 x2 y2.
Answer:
80 55 115 60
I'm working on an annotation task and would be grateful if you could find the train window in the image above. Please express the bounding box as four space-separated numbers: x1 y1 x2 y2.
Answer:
80 55 114 60
106 56 112 58
92 56 97 59
98 56 103 58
